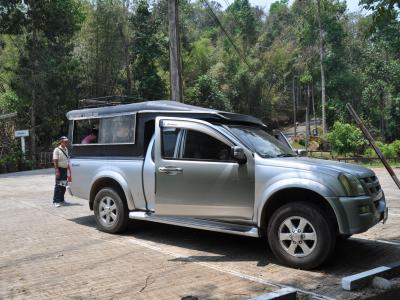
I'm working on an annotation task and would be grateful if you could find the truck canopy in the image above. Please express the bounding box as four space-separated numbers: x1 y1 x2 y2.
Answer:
66 100 264 127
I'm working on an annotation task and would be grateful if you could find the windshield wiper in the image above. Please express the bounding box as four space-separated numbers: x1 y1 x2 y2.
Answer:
276 153 295 157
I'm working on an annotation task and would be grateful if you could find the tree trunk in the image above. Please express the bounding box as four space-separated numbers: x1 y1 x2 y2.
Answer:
118 24 132 96
381 92 386 141
316 0 327 135
95 25 99 96
307 84 311 139
311 82 317 134
292 77 297 138
305 107 309 151
31 28 37 162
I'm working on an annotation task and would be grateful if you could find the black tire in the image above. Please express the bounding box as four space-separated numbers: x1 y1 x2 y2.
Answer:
267 202 336 270
93 187 128 234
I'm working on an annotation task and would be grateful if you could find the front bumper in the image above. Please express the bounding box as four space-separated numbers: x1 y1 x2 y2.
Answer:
328 191 387 235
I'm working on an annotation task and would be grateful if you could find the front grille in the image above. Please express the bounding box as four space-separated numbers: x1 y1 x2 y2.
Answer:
360 176 382 195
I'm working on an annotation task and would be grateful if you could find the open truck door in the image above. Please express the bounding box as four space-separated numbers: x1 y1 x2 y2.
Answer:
153 117 255 220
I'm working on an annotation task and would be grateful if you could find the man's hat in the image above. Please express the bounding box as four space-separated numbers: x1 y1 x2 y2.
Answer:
59 136 69 142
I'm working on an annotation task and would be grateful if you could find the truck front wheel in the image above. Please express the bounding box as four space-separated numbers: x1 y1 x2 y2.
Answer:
93 187 128 233
267 202 335 269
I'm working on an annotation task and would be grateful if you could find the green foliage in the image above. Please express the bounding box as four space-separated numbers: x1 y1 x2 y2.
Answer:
381 143 397 158
186 74 231 110
226 0 258 49
360 0 400 36
371 141 400 158
327 122 368 155
364 140 400 158
392 140 400 156
131 0 166 99
1 0 85 148
1 0 400 156
76 0 127 97
364 147 377 157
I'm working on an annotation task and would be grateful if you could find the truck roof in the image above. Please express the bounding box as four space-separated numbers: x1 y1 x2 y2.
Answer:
66 100 264 126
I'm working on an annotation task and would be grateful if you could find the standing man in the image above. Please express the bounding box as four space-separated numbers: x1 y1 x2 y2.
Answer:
53 136 70 207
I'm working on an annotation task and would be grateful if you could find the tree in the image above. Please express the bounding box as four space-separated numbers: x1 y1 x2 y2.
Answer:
359 0 400 62
359 42 400 141
226 0 258 51
360 0 400 29
1 0 400 156
1 0 84 159
131 0 166 100
76 0 128 98
186 74 231 110
327 121 367 155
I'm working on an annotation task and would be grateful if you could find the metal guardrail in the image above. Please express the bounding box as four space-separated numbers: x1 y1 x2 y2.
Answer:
336 157 400 164
307 151 399 164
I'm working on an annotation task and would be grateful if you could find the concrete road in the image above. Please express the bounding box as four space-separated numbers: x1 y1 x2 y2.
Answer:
1 168 400 299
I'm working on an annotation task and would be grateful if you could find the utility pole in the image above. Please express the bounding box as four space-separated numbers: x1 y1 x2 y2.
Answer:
168 0 183 102
31 28 37 162
316 0 326 135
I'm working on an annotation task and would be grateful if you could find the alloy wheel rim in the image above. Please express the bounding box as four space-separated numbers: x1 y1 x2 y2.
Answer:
278 216 317 258
99 196 118 227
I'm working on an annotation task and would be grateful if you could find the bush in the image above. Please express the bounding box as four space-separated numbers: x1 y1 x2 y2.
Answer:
381 143 397 158
327 122 368 155
392 140 400 156
365 141 399 158
186 75 231 111
364 147 377 157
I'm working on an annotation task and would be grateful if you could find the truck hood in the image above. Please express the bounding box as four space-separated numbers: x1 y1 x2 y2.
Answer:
257 157 375 178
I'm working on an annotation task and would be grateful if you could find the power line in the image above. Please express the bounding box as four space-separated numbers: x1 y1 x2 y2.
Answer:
221 0 245 32
199 0 252 70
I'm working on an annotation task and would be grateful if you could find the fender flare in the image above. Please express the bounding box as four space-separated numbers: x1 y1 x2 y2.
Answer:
256 179 345 231
90 170 135 210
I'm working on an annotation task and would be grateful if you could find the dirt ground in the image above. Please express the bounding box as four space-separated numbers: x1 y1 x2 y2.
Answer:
1 167 400 299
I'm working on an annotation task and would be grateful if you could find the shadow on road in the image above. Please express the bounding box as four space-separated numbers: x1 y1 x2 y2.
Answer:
69 215 97 227
62 202 84 207
68 215 400 275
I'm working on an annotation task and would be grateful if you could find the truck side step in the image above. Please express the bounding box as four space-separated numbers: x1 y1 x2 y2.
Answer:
129 212 259 238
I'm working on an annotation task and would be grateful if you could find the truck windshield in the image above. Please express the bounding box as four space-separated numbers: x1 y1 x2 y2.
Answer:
228 126 295 158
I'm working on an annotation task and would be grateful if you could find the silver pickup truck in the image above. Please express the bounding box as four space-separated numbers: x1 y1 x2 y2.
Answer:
67 100 388 269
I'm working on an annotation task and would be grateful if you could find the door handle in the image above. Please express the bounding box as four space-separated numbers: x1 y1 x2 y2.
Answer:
71 163 80 167
158 166 183 175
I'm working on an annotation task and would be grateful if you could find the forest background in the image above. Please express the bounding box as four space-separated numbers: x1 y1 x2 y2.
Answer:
0 0 399 163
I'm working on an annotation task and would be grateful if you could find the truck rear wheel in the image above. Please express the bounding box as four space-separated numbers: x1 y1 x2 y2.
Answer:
94 187 128 233
267 202 335 269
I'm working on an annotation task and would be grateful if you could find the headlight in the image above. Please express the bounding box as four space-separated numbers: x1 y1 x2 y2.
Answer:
338 173 366 196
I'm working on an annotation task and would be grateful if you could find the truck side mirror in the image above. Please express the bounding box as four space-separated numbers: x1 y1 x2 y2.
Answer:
296 149 308 157
231 146 247 164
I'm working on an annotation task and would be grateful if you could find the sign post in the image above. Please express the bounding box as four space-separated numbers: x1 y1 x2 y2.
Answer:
15 130 29 159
